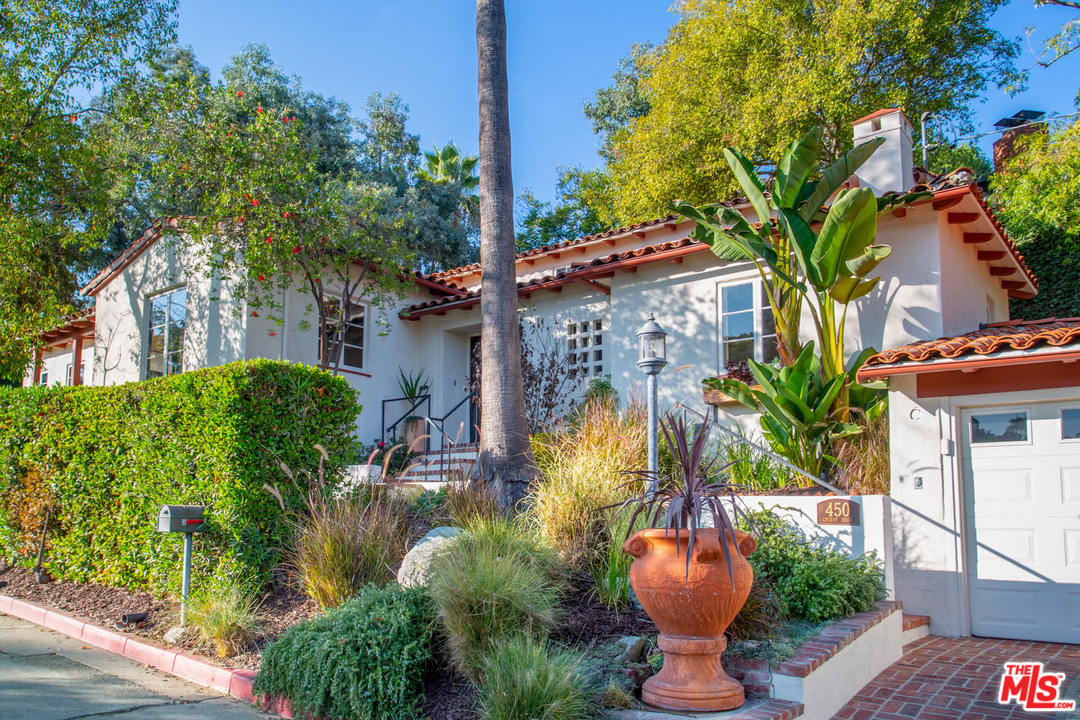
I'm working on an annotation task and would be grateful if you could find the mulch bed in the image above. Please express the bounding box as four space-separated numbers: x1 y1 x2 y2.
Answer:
0 564 316 671
0 565 654 719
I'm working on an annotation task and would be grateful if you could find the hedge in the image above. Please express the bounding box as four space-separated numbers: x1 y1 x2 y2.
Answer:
0 360 360 594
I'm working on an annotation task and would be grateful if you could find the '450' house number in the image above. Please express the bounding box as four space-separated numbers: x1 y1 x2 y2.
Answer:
817 499 861 526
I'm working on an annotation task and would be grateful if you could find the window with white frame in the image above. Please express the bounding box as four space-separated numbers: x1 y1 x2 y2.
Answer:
322 303 367 370
147 286 187 379
568 318 604 377
718 280 778 367
39 368 48 386
65 362 85 386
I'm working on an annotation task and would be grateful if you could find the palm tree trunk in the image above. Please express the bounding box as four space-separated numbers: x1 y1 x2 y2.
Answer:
476 0 538 511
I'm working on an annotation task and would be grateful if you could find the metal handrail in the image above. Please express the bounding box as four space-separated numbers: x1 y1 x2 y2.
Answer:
382 394 432 444
671 400 844 495
425 390 477 477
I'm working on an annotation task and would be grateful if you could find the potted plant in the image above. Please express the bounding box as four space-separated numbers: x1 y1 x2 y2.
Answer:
398 368 430 450
619 413 757 712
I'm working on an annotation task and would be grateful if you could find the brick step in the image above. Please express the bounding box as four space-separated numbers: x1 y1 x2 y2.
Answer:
902 612 932 645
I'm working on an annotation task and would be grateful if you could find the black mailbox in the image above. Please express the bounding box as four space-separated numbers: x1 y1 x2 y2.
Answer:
156 505 206 533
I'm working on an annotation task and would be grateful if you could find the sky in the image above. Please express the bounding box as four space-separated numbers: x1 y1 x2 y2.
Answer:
176 0 1080 204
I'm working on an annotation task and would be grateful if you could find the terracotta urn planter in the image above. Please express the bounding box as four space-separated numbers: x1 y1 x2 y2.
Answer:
624 527 757 711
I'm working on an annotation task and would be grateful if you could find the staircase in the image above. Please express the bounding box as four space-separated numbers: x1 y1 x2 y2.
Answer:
394 443 480 487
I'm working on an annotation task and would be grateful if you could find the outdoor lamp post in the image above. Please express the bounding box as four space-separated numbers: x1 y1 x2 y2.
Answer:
637 314 668 491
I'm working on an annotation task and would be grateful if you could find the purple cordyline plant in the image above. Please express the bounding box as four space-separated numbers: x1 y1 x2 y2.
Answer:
618 412 750 581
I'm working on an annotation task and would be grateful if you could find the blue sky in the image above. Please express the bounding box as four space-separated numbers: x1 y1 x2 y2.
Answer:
177 0 1080 204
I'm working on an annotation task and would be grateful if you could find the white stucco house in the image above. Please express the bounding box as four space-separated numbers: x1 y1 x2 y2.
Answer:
25 108 1080 645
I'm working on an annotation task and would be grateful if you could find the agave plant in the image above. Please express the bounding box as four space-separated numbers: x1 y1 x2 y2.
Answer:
617 412 748 580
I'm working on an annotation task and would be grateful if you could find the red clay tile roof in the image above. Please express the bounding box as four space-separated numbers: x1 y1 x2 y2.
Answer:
404 237 704 318
426 214 683 281
859 318 1080 377
851 108 910 125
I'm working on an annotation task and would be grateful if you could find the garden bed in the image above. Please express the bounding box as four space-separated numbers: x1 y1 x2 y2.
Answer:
0 565 316 671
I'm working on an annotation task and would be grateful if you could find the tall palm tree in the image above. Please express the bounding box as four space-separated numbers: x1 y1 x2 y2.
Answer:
476 0 538 510
418 141 480 225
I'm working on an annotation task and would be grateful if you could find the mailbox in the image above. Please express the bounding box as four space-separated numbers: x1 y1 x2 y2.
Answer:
156 505 206 533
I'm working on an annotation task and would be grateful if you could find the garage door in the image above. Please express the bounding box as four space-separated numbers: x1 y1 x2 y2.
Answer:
963 401 1080 643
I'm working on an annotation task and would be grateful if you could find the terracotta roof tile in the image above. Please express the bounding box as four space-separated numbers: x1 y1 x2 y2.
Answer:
403 236 702 318
426 214 682 280
862 318 1080 371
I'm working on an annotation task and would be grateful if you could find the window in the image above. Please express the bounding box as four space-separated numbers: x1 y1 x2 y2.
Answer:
322 304 367 370
718 280 778 367
147 287 187 379
65 362 84 386
568 319 604 377
1063 409 1080 441
39 368 48 386
970 411 1029 444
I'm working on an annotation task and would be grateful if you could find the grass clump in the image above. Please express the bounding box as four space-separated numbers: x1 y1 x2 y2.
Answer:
187 582 260 658
589 506 645 610
253 584 433 720
441 475 500 526
478 636 594 720
290 490 411 609
428 517 565 680
529 397 647 567
831 411 890 494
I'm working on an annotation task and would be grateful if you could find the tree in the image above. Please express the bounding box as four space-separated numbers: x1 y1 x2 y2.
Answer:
992 117 1080 318
416 141 481 267
928 143 994 183
594 0 1020 223
0 0 178 384
1027 1 1080 78
477 0 540 510
582 43 654 162
138 82 415 374
516 167 612 251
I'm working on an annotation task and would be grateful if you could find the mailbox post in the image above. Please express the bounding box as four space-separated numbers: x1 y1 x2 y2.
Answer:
156 505 206 626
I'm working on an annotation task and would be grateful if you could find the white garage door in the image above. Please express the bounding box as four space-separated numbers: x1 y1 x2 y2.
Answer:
963 401 1080 643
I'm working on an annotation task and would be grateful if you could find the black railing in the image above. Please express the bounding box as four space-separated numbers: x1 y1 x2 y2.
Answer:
381 394 432 452
424 390 478 478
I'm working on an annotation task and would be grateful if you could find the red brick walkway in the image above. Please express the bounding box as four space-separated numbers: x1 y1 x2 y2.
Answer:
832 636 1080 719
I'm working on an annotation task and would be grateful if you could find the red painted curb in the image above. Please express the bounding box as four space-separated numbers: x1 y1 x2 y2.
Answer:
1 594 293 717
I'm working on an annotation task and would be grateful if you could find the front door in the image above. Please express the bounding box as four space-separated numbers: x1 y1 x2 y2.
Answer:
469 335 480 444
962 401 1080 643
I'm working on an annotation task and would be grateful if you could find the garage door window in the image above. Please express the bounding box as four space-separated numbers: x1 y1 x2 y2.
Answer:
1063 408 1080 440
970 411 1029 444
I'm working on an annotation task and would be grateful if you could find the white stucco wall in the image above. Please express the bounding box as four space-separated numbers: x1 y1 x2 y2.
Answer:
23 344 96 388
91 234 246 385
937 215 1011 334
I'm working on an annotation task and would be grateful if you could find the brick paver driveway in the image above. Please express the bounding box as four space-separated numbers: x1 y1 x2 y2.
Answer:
833 636 1080 719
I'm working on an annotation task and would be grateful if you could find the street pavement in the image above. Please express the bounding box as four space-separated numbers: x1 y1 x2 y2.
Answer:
0 613 279 719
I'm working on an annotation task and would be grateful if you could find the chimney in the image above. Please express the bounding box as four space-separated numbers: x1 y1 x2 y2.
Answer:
851 109 914 195
993 110 1045 172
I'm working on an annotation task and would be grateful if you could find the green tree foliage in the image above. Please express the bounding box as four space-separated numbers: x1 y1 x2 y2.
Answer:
928 143 994 182
516 167 612 251
595 0 1020 222
0 0 178 383
993 118 1080 317
582 42 654 162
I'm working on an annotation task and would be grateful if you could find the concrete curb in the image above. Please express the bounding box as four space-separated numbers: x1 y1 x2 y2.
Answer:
1 595 294 718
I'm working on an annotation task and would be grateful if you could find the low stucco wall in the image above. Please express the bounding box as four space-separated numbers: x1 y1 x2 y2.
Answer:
736 494 895 597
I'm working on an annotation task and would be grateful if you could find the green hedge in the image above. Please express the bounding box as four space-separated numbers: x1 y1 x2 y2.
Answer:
0 360 359 594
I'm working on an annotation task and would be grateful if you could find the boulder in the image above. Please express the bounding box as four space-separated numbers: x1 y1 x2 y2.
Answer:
397 526 463 588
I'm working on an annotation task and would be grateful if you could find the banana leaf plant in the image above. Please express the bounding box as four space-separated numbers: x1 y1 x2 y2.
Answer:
676 126 926 415
703 343 860 478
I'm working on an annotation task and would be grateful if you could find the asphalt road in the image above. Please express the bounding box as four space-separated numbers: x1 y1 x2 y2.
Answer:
0 613 279 720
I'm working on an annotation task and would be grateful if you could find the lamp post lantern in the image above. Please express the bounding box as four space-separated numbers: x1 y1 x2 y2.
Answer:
637 314 668 490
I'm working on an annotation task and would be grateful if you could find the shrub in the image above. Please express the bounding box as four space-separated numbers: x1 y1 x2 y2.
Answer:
726 576 787 643
428 517 564 679
254 584 433 720
744 510 884 623
478 637 594 720
290 491 411 609
529 397 647 566
722 432 799 492
187 582 260 658
0 360 358 594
